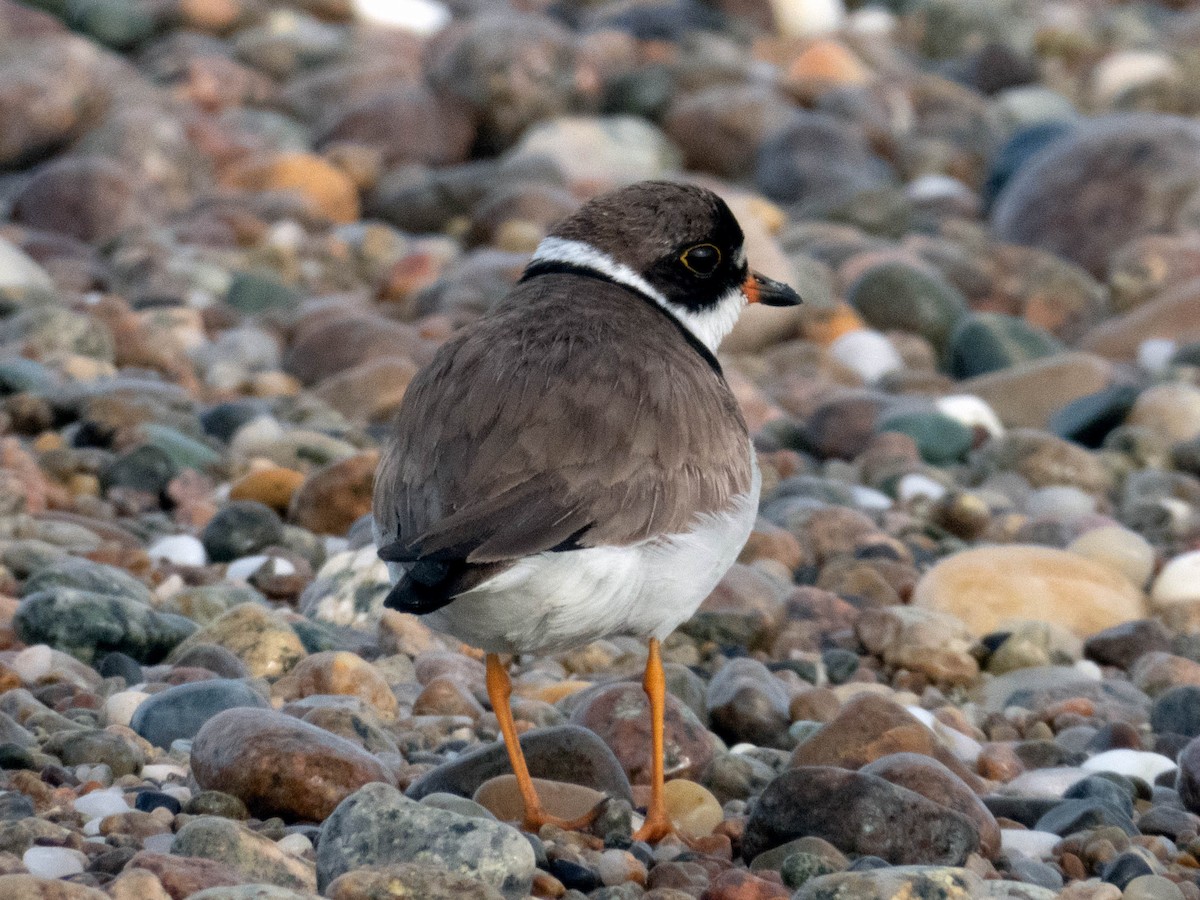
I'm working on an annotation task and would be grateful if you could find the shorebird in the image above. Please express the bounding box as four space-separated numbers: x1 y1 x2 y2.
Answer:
374 180 801 840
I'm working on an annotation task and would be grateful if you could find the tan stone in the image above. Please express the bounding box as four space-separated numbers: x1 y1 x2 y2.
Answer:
912 545 1147 638
959 352 1114 429
272 651 399 720
1080 276 1200 360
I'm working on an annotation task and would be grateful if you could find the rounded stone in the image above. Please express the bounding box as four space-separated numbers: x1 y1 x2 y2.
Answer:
201 501 285 564
191 707 396 822
130 679 270 749
912 545 1147 638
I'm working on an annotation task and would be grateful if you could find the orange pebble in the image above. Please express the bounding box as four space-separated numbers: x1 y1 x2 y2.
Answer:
229 466 305 514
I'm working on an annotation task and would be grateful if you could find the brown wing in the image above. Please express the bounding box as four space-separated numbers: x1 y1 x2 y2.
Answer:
373 275 753 565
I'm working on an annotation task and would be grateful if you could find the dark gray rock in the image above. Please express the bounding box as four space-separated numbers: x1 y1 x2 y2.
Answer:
14 588 197 664
1034 798 1137 836
131 679 270 749
742 767 980 865
1151 685 1200 737
201 500 284 564
21 557 152 604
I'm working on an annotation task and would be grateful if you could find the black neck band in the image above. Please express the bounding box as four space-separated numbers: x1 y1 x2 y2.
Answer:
520 260 724 377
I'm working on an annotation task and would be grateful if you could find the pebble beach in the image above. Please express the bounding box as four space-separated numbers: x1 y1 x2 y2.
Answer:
3 0 1200 898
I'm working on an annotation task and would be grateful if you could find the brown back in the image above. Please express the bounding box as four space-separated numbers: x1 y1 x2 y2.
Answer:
373 274 753 564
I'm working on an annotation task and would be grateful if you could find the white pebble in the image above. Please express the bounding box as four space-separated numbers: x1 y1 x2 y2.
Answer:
1082 749 1177 784
828 329 904 384
22 847 86 879
277 833 313 856
1152 550 1200 606
73 788 130 819
1073 659 1103 681
935 394 1004 438
1000 829 1060 859
141 763 189 783
846 7 894 36
147 534 207 567
142 833 175 853
1068 524 1155 589
1005 767 1088 797
9 645 52 684
226 554 296 581
897 473 948 503
1025 486 1096 523
352 0 450 35
105 691 149 728
769 0 844 38
1138 338 1178 374
1092 51 1178 109
83 817 103 837
851 485 892 511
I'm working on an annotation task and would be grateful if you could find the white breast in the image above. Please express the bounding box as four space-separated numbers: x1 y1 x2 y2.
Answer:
418 460 761 655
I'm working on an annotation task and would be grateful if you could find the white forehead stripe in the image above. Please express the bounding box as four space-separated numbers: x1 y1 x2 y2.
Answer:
531 237 668 306
530 236 746 354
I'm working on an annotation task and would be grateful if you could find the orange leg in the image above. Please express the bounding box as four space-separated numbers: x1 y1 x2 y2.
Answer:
632 637 675 843
486 652 599 833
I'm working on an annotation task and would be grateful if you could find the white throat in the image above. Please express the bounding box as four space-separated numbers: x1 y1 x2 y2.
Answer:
530 237 745 354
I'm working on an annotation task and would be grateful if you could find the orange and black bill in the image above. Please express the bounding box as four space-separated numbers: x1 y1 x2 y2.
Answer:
743 271 803 307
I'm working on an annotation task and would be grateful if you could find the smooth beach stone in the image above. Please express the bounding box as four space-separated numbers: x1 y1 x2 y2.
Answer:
1150 685 1200 737
705 656 791 747
877 411 973 466
191 708 395 822
1034 798 1137 836
1131 652 1200 698
792 866 985 900
846 260 967 353
1049 382 1141 448
1068 526 1156 590
742 767 980 865
138 423 222 472
272 651 398 719
202 501 285 564
859 754 1000 859
854 606 979 685
406 725 633 803
325 863 503 900
507 115 681 186
43 728 144 777
171 816 317 893
911 545 1147 637
788 693 979 786
947 312 1064 379
297 546 392 628
1151 551 1200 609
571 682 715 784
1127 383 1200 443
1081 278 1200 362
287 451 378 538
14 588 195 664
21 556 151 603
99 444 177 495
131 679 270 749
993 114 1200 277
473 775 603 825
317 782 535 897
169 604 306 678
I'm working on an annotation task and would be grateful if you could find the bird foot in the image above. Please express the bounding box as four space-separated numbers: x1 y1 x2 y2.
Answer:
632 810 676 844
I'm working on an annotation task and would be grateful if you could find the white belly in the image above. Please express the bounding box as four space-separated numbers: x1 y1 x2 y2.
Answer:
415 463 761 655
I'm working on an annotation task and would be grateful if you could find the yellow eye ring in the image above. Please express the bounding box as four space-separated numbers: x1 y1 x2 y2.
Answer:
680 243 721 276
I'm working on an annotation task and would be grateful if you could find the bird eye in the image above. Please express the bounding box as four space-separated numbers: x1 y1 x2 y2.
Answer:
680 244 721 276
